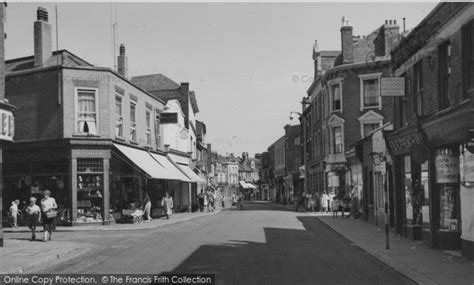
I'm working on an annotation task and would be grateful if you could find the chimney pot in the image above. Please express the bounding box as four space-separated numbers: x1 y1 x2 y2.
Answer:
37 7 48 22
117 43 128 78
119 44 125 56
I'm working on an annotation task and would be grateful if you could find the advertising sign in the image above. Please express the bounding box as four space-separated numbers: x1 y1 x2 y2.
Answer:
0 108 14 141
381 77 405 97
435 153 460 183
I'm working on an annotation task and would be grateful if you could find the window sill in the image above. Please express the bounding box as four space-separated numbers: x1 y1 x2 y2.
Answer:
360 106 380 111
115 136 126 142
72 133 101 138
129 140 138 145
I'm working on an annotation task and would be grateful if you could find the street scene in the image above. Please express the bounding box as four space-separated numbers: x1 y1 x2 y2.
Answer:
1 1 474 285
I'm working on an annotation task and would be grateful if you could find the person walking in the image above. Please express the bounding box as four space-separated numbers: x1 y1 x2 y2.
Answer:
26 197 41 241
321 191 330 213
295 193 306 212
237 192 244 210
143 192 152 222
198 190 206 212
40 190 57 242
9 200 19 228
207 190 215 212
161 192 174 219
308 193 316 213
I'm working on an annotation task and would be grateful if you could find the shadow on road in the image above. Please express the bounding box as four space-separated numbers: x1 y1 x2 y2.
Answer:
226 200 298 212
169 216 415 285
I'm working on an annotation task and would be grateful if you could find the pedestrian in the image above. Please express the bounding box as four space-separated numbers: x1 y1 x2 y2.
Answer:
41 190 57 242
204 191 209 212
198 190 205 212
295 193 305 212
9 200 19 227
143 192 152 222
232 193 237 208
237 192 244 210
320 192 330 213
308 193 316 213
208 190 215 212
161 192 174 219
26 197 41 241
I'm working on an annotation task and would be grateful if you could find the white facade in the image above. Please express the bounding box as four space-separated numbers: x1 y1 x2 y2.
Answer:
161 100 191 153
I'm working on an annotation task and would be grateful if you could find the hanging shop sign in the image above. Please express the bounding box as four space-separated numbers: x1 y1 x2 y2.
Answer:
461 148 474 183
435 151 460 184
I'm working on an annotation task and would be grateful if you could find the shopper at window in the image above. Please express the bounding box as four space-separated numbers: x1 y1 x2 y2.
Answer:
41 190 57 242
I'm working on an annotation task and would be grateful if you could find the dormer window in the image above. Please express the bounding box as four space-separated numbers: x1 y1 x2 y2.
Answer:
76 88 98 135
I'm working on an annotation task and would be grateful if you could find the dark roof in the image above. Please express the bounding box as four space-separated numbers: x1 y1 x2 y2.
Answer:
130 74 180 91
189 91 199 114
6 50 94 73
148 89 182 102
196 120 206 135
320 51 340 73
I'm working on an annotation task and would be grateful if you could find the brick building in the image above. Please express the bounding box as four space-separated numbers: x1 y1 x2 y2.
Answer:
385 2 474 259
3 7 194 225
303 17 400 218
284 124 303 199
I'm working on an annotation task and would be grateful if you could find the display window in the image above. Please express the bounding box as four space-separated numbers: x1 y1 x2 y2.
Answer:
76 159 104 223
435 147 460 232
404 156 413 224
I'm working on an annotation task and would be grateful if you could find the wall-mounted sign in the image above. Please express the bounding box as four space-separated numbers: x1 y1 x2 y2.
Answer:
381 77 405 97
466 128 474 154
0 108 14 141
461 148 474 183
387 130 424 156
435 152 459 184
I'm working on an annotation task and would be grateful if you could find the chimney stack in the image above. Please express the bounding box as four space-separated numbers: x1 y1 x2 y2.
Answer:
117 44 128 78
383 19 400 56
34 7 52 67
340 16 354 64
312 40 321 78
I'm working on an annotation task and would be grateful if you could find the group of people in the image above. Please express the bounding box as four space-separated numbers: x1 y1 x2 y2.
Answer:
295 192 318 212
142 191 174 222
9 190 57 242
197 189 216 212
231 192 244 210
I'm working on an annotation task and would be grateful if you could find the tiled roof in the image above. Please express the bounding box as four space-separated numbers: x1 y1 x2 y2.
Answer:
320 50 340 73
130 74 180 91
6 50 94 74
189 91 199 114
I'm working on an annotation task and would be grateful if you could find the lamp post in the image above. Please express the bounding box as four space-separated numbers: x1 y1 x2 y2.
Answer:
290 97 311 196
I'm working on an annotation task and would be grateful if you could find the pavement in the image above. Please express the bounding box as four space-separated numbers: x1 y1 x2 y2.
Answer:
4 208 222 233
0 208 222 274
317 215 474 285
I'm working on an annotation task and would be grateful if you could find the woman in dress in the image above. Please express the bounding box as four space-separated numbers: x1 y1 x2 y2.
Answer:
143 192 152 222
41 190 57 242
161 192 174 219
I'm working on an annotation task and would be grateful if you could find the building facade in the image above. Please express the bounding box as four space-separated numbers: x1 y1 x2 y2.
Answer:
386 2 474 259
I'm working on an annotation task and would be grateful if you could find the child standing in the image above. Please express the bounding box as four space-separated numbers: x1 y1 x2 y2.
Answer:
9 200 19 227
26 197 41 241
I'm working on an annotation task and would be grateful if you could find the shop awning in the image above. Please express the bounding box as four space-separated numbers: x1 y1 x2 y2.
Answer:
239 181 247 188
178 164 207 184
246 183 257 189
149 153 191 182
239 181 256 189
113 143 168 179
114 143 191 182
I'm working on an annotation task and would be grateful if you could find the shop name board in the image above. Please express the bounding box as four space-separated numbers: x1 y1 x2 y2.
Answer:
0 109 14 141
388 132 424 155
381 77 405 97
435 153 459 183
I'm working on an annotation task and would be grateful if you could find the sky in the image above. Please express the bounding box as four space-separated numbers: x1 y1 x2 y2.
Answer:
5 2 438 157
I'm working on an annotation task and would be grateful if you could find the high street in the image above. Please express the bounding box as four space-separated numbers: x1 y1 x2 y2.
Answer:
7 202 414 285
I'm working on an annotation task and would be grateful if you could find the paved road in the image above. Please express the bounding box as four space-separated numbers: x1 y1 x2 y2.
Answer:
22 201 414 285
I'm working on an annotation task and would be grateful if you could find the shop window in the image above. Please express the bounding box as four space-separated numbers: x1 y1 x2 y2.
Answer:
130 101 137 142
435 148 460 232
145 108 152 146
115 95 123 138
404 156 413 224
330 83 342 112
76 88 98 135
421 161 430 227
77 159 104 223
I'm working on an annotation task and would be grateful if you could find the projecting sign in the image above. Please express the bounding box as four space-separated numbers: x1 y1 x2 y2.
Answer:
0 109 14 142
381 77 405 97
467 128 474 154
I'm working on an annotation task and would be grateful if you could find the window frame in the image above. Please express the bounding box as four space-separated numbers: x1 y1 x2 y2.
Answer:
74 87 99 135
328 79 343 113
359 73 382 110
145 107 152 146
414 61 424 117
129 100 137 142
114 94 124 138
332 125 344 155
462 19 474 99
154 108 161 150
